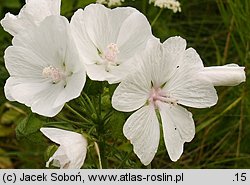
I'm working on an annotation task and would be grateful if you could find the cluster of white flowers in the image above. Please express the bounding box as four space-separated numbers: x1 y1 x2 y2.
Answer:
96 0 125 7
1 0 245 168
150 0 181 13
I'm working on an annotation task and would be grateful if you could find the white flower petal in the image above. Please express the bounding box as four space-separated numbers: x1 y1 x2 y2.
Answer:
116 11 152 61
123 105 160 165
163 36 187 54
71 4 152 83
46 146 69 168
112 60 151 112
4 78 16 101
106 58 137 84
12 15 72 68
77 4 138 51
200 64 246 86
77 4 112 50
4 77 49 106
158 102 195 161
4 46 46 77
70 9 102 65
85 63 114 82
40 127 88 169
30 83 65 117
54 71 86 107
5 16 86 117
164 48 218 108
0 13 34 36
0 0 61 36
140 38 177 87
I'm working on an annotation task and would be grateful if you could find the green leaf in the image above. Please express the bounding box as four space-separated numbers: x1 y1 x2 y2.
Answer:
15 114 43 142
109 111 126 138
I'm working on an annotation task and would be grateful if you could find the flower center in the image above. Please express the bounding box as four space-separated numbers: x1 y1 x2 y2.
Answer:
103 43 119 62
42 65 65 84
148 87 177 108
100 43 120 72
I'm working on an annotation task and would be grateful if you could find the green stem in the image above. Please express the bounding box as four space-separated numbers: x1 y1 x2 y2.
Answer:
79 95 96 122
65 103 91 124
79 95 92 114
97 82 107 168
151 9 163 27
82 93 97 115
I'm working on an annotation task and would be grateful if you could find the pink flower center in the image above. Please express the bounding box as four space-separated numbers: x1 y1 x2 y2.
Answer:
103 43 119 62
148 87 177 108
42 65 65 84
101 43 120 72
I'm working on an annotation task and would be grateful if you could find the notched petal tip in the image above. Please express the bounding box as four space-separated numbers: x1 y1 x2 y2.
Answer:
0 13 19 36
123 106 160 166
163 36 187 53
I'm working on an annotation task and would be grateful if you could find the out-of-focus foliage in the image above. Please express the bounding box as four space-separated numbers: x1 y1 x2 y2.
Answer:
0 0 249 168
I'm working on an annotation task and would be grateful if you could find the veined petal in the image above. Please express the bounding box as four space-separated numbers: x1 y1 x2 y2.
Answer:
66 142 87 169
31 83 65 117
142 38 176 87
112 59 151 112
161 36 192 84
1 0 61 36
40 127 88 169
200 64 246 86
49 0 61 15
163 48 218 108
4 77 50 106
54 71 86 107
85 63 114 82
158 102 195 161
77 4 112 51
4 46 46 77
77 4 138 51
117 11 152 61
0 13 35 36
71 4 152 83
163 36 187 55
106 58 137 84
70 9 101 65
12 15 72 69
123 105 160 165
5 16 86 117
40 127 81 145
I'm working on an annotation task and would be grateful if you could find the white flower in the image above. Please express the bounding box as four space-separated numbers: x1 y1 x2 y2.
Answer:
112 37 219 165
96 0 125 7
150 0 181 13
4 15 86 117
1 0 61 36
40 127 88 169
70 4 153 84
200 64 246 86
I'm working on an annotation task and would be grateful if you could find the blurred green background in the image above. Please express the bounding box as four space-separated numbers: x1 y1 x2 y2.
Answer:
0 0 249 168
